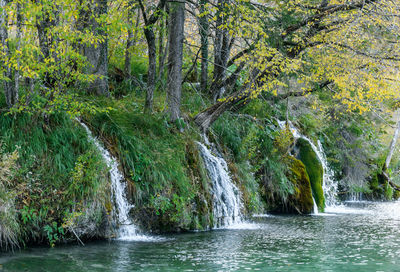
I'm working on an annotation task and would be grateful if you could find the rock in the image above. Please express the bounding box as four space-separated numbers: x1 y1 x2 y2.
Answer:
296 138 325 212
286 157 314 214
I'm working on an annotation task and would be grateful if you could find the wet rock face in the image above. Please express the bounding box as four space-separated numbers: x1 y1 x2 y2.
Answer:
295 138 325 212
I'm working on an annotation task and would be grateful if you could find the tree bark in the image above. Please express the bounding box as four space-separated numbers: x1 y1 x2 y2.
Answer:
0 0 17 107
167 0 185 122
125 9 140 77
124 6 134 77
210 0 233 101
199 0 209 92
139 0 167 112
14 1 21 103
144 28 157 112
77 0 109 96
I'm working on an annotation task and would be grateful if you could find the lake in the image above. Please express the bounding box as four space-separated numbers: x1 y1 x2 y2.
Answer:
1 201 399 271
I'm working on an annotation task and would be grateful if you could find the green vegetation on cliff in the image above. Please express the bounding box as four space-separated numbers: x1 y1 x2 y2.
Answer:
296 138 325 212
0 114 110 248
287 157 314 214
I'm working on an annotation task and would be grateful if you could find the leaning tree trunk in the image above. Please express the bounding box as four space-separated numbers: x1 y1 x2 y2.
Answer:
384 119 400 171
194 68 260 132
166 0 185 122
194 89 250 132
381 118 400 191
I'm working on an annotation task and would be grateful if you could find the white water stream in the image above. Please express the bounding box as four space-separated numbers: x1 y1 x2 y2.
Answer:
78 120 151 241
197 141 243 228
278 121 338 208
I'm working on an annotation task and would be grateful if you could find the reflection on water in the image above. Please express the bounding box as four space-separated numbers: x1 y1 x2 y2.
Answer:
2 201 400 271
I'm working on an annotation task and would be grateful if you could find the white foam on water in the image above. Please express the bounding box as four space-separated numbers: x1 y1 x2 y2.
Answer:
252 214 272 218
223 222 262 230
324 204 372 215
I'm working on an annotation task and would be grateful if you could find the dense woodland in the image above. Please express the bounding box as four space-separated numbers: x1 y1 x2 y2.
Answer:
1 0 400 250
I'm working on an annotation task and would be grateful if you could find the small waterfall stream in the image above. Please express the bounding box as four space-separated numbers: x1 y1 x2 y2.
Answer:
197 141 242 228
78 120 148 241
278 121 338 208
312 196 319 215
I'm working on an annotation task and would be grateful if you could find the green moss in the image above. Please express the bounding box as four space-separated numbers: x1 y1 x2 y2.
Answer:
393 189 400 200
296 138 325 212
384 182 394 200
287 157 314 214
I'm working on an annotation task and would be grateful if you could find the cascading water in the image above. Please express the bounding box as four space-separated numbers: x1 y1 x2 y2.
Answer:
312 196 319 215
278 121 338 207
197 141 242 228
348 192 363 202
78 120 148 241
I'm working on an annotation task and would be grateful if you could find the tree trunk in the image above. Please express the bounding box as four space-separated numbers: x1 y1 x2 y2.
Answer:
78 0 109 96
14 1 21 104
210 0 233 102
124 28 133 77
124 6 140 77
194 89 250 132
144 28 157 112
0 0 17 107
157 10 166 76
199 0 209 92
167 0 185 122
36 1 61 89
194 68 261 132
384 119 400 171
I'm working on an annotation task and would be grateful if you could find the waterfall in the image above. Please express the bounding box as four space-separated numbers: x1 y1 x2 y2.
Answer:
317 140 338 207
348 192 363 202
78 120 147 241
312 196 319 215
197 141 242 228
278 121 338 207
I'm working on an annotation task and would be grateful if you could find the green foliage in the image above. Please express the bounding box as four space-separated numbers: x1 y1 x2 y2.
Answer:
69 150 108 201
43 222 64 247
244 123 294 204
384 182 394 201
234 161 264 214
0 148 20 250
212 112 252 160
86 96 209 231
0 113 109 247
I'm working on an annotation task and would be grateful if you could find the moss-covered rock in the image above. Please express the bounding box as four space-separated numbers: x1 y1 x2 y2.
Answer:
296 138 325 212
286 157 314 214
264 156 314 214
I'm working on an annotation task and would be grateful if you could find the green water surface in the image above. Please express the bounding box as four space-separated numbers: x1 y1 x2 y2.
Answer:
1 201 400 271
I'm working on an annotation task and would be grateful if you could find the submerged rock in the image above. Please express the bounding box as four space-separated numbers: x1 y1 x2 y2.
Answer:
295 138 325 212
